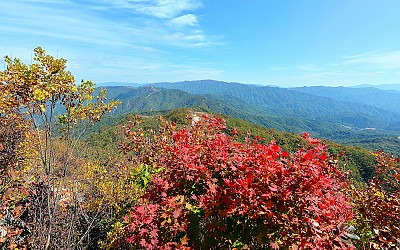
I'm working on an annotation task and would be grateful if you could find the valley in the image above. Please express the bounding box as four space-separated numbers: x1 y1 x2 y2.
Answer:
100 80 400 155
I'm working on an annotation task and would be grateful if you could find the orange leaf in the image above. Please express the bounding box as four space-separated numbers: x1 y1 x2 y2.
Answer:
270 242 279 249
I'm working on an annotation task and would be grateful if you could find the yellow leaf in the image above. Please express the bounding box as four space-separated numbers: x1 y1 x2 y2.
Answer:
185 203 193 210
39 104 46 112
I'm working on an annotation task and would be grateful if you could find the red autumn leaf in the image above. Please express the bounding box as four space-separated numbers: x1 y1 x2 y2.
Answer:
139 228 149 236
269 184 278 192
173 209 181 219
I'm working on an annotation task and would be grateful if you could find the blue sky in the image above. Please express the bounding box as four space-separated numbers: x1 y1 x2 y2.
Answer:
1 0 400 87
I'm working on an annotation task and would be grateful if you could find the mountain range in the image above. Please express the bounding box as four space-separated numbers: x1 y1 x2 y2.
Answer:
100 80 400 154
353 83 400 92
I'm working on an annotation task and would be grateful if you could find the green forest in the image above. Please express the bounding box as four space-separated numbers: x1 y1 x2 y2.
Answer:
1 48 399 249
99 82 400 156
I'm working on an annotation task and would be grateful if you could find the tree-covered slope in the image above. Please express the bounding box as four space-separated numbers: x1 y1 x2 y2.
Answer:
104 86 360 136
106 85 263 117
87 108 382 183
149 80 400 130
292 86 400 117
101 84 400 155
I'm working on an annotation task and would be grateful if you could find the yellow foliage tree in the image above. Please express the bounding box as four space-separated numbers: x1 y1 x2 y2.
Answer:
0 47 119 249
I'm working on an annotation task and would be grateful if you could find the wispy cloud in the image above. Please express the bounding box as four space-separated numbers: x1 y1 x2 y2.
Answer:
93 0 207 46
1 0 213 48
100 0 202 19
341 50 400 69
0 0 221 83
169 14 198 28
67 53 223 82
297 64 322 72
21 0 70 3
269 66 284 71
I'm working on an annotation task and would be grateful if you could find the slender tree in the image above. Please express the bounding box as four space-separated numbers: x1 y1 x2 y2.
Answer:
0 47 119 249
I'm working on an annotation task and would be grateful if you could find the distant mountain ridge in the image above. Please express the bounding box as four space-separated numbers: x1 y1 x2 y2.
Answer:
105 85 268 120
147 80 400 130
292 86 400 116
352 83 400 92
103 85 346 134
100 81 400 155
98 82 145 87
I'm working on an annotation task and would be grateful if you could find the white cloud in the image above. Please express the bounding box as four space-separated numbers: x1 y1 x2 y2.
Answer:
372 71 386 74
160 30 221 48
341 50 400 69
169 14 198 28
101 0 202 19
184 33 205 41
94 0 209 46
269 66 284 71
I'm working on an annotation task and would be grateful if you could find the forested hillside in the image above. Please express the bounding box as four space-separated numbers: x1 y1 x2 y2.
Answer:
151 80 400 130
87 108 378 182
100 83 400 155
292 86 400 117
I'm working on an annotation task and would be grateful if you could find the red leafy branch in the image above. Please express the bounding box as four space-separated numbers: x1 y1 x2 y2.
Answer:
119 116 354 249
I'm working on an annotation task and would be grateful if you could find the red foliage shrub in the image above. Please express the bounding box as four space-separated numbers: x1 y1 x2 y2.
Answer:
119 115 354 249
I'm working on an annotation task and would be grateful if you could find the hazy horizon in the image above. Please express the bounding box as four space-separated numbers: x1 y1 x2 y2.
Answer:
98 79 400 89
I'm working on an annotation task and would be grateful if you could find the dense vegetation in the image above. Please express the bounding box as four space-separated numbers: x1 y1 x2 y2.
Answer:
1 48 399 249
100 84 400 156
87 108 377 183
151 80 400 130
292 86 400 117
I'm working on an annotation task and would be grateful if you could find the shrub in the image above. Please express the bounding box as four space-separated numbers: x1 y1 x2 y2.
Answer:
111 115 354 249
